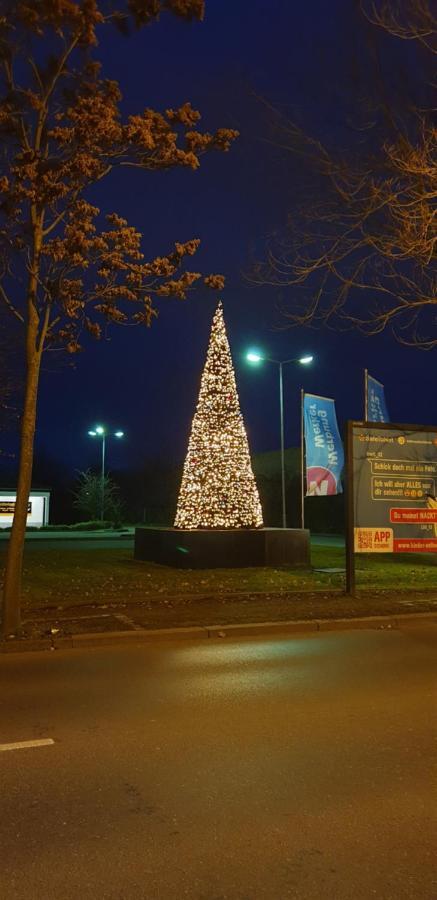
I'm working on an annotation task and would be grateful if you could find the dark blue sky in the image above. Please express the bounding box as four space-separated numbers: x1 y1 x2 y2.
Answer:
26 0 435 477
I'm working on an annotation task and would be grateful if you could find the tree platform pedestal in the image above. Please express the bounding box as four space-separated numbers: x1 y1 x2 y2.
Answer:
134 527 310 569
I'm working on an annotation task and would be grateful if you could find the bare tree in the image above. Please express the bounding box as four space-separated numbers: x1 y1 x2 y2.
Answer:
73 470 124 525
362 0 436 53
253 1 436 348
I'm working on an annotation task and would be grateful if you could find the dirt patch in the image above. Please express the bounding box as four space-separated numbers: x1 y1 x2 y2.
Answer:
6 587 435 641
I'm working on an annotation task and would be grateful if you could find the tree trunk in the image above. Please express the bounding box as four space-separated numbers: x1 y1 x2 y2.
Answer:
1 326 42 635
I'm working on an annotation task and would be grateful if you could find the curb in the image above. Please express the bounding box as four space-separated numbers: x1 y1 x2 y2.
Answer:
0 531 134 543
2 611 437 654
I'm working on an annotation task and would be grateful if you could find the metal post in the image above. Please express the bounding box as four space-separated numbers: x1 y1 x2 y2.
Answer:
279 361 286 528
364 368 368 422
101 433 106 521
300 388 305 529
345 420 356 596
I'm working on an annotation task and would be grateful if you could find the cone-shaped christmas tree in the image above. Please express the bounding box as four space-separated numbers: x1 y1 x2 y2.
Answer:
174 302 263 529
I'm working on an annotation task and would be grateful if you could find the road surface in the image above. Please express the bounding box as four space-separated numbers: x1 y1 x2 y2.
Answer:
1 625 436 899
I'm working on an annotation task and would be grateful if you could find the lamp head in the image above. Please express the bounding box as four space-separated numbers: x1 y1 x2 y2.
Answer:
299 355 314 365
88 430 96 436
246 351 263 364
95 425 105 435
114 431 124 438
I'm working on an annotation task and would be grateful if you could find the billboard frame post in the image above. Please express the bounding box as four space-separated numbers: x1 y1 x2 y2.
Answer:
345 420 356 596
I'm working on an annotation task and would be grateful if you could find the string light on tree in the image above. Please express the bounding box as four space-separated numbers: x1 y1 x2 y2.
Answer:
174 302 263 529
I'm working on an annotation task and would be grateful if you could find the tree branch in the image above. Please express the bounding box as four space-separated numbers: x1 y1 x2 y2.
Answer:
0 284 25 324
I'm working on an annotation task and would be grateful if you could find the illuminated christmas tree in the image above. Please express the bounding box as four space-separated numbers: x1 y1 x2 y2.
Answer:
174 302 263 529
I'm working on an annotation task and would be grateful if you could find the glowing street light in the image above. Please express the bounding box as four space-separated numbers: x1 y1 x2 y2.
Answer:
246 351 313 367
87 425 124 520
245 350 315 527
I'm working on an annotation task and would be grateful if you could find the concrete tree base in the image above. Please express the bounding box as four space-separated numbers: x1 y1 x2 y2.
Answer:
134 527 310 569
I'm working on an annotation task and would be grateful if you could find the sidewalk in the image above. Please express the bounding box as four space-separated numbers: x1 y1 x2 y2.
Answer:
2 586 437 653
1 534 436 653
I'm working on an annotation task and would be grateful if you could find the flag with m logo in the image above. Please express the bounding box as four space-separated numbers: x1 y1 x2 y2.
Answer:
303 393 344 496
366 372 390 423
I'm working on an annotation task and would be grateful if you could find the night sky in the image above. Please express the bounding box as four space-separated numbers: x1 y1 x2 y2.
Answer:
7 0 435 480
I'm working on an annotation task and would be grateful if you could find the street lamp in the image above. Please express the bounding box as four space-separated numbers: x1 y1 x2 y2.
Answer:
246 351 314 528
87 425 124 520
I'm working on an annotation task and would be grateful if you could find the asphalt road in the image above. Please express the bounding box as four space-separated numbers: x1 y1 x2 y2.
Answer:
1 625 436 899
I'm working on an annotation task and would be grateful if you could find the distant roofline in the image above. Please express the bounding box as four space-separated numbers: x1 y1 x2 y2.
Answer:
0 487 51 494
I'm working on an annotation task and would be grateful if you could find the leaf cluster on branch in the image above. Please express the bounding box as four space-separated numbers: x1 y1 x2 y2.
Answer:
0 0 238 635
0 1 237 352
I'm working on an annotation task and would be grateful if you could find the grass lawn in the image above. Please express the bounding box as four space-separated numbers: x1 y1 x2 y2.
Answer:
0 542 436 613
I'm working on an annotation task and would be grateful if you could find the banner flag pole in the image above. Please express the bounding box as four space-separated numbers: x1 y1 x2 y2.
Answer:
364 368 368 422
300 388 305 529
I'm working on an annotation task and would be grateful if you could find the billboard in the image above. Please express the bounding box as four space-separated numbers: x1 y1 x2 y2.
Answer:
0 492 50 529
350 423 437 553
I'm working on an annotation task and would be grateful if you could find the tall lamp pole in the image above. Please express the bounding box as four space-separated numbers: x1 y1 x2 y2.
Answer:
87 426 124 520
246 352 314 528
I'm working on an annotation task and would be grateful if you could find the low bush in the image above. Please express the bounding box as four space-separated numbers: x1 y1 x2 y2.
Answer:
39 524 68 531
35 521 116 532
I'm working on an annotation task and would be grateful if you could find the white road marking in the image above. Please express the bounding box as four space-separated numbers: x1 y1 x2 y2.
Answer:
0 738 54 753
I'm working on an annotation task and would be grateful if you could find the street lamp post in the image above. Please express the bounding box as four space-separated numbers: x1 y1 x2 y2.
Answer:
246 352 313 528
87 426 124 520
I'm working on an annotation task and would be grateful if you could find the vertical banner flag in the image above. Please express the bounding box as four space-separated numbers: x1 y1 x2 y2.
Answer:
366 372 389 423
303 393 344 496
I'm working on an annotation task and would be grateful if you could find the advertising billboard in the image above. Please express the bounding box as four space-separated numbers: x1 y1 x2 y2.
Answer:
0 492 50 529
350 423 437 554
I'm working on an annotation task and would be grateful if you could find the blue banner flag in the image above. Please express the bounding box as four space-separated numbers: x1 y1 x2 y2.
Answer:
367 373 389 423
303 393 344 496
